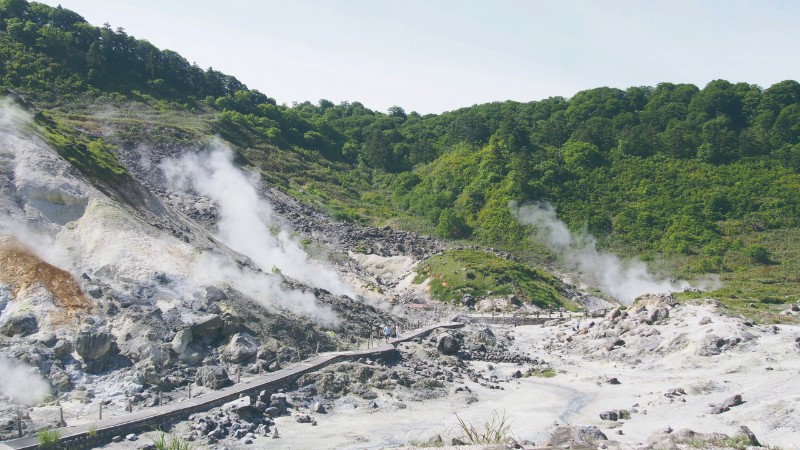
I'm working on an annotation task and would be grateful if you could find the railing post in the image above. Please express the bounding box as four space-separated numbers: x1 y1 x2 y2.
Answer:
17 408 22 437
99 403 103 420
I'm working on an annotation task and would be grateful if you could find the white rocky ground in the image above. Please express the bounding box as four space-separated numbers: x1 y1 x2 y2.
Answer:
82 296 800 450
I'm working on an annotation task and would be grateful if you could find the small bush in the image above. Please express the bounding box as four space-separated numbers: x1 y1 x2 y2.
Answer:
454 410 512 445
37 428 61 449
744 244 772 264
150 431 195 450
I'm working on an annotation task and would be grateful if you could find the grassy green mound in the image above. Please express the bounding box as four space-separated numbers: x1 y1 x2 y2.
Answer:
415 249 572 309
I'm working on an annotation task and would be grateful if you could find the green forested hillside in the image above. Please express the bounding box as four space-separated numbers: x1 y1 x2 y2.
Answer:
3 0 800 312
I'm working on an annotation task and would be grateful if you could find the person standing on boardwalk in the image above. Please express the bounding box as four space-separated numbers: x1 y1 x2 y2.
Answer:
383 324 392 343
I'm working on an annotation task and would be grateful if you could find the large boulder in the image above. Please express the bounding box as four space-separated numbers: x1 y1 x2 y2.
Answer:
436 333 461 355
195 366 231 389
222 333 259 363
75 331 117 360
0 313 38 337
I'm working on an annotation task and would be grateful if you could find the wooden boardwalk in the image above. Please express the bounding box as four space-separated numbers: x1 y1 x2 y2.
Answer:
0 322 463 450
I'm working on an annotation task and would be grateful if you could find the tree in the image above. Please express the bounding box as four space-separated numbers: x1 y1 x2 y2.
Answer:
388 105 407 119
361 127 392 170
562 140 602 170
436 208 471 238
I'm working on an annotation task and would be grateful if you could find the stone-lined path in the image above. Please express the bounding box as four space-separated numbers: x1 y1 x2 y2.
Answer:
0 322 464 450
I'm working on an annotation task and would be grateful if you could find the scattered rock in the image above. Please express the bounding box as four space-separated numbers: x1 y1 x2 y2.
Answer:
426 434 443 446
545 426 608 447
605 338 625 351
710 393 743 414
599 410 619 421
295 413 313 423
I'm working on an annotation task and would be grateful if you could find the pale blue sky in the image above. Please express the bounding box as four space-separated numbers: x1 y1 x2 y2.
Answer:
38 0 800 114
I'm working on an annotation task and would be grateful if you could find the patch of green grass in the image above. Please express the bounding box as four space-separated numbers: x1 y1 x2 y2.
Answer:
688 434 759 450
150 431 195 450
415 249 573 310
525 368 556 378
33 111 127 182
37 428 61 449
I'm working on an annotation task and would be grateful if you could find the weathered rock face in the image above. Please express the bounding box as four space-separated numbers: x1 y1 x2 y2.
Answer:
75 330 117 360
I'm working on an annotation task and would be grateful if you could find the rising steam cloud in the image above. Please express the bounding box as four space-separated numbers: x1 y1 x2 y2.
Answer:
161 142 353 298
0 355 50 406
0 96 32 131
512 201 689 305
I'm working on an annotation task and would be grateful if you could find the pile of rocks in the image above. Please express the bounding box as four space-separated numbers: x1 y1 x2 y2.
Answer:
185 390 299 445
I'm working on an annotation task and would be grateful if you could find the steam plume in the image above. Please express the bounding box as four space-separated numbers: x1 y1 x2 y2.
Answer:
161 141 352 294
189 252 341 327
0 96 33 131
512 201 689 305
0 355 50 406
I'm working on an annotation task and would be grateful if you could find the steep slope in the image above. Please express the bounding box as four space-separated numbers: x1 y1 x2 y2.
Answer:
0 99 404 439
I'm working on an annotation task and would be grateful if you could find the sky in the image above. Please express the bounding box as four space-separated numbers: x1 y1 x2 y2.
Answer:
37 0 800 115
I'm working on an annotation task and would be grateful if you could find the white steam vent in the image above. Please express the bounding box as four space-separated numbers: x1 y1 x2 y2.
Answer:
161 141 354 299
512 201 691 305
0 355 50 406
